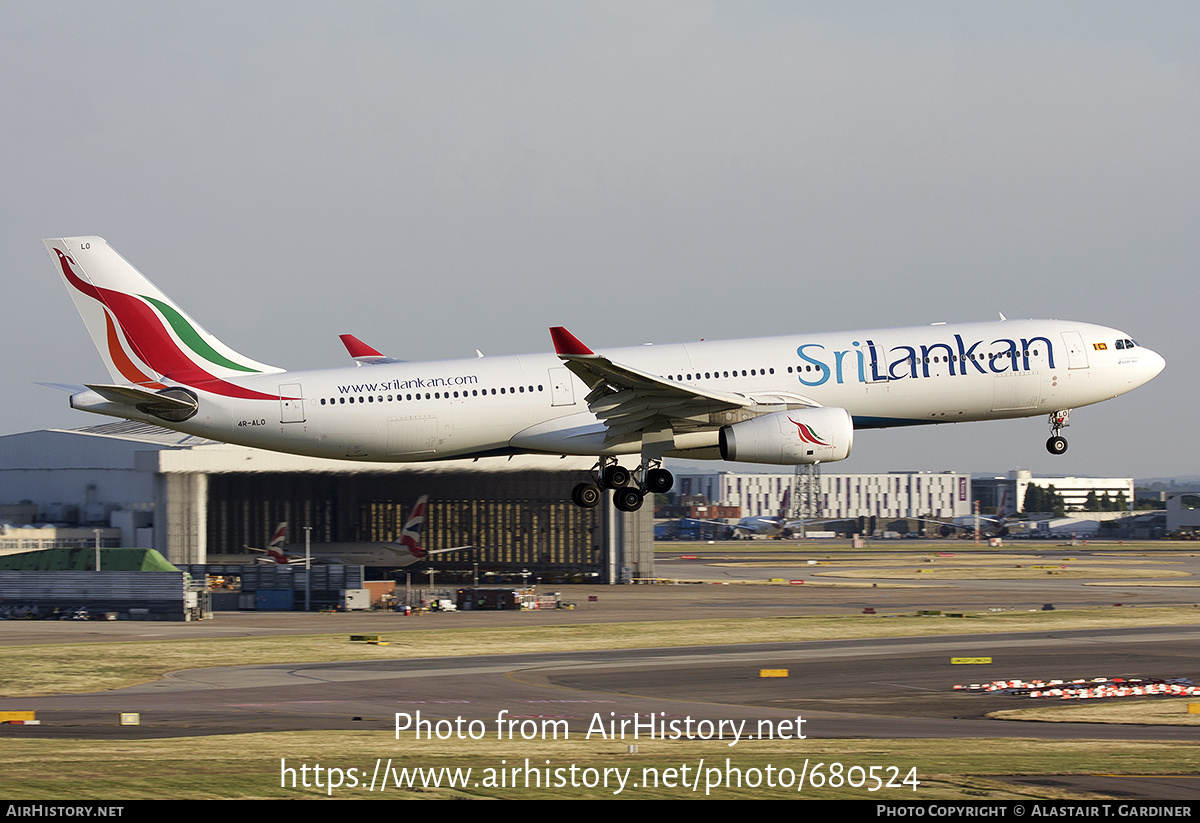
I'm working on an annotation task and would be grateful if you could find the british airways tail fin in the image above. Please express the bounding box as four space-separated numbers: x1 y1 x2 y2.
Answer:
45 236 283 387
396 495 429 560
388 496 474 563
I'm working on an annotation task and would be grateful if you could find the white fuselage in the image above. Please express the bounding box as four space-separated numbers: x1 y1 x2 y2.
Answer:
89 318 1162 464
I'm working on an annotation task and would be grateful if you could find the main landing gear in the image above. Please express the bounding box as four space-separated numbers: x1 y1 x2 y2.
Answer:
1046 409 1070 455
571 457 674 512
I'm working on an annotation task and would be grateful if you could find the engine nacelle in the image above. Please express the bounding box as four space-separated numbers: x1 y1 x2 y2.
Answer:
718 407 853 465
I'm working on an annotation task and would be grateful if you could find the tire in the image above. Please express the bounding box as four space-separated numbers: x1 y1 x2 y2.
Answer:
1046 436 1068 455
646 468 674 494
602 465 630 488
613 487 644 512
572 483 602 508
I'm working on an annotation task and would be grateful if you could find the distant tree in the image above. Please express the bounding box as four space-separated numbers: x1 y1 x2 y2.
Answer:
1024 483 1066 517
1046 484 1067 517
1022 484 1042 513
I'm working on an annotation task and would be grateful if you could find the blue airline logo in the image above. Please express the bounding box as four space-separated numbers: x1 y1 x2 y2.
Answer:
795 334 1056 387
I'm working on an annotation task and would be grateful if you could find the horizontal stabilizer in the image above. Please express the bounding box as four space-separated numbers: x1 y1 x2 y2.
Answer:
81 383 199 422
85 383 193 409
36 382 88 394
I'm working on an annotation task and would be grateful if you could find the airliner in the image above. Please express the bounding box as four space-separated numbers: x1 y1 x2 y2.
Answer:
247 522 299 564
44 236 1165 514
246 496 472 566
724 489 813 538
935 489 1012 538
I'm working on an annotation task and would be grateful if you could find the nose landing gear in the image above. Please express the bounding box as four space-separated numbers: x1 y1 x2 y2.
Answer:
1046 409 1070 455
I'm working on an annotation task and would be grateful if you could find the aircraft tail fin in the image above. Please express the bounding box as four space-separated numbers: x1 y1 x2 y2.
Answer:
387 496 473 562
45 237 283 387
396 495 429 560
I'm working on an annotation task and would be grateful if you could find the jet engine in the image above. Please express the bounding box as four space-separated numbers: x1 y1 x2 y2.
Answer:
718 407 853 465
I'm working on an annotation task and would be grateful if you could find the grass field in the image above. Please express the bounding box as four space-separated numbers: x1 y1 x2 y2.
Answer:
991 699 1200 726
3 567 1198 799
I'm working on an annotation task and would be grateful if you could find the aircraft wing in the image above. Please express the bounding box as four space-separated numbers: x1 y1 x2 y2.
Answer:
781 518 841 532
244 545 307 565
424 545 474 555
550 327 758 445
926 516 1009 538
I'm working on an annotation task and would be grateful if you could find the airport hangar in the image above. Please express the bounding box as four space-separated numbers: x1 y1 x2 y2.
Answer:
0 422 653 583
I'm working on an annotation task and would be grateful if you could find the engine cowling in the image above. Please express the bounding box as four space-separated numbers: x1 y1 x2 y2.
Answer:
718 407 853 465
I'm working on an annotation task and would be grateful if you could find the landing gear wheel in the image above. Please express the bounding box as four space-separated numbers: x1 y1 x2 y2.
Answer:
613 487 644 512
571 483 602 508
602 465 631 489
645 467 674 494
1046 436 1068 455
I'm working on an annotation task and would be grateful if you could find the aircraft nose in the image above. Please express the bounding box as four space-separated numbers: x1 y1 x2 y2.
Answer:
1139 348 1166 383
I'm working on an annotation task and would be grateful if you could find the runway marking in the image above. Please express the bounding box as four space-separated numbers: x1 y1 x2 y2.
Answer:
225 701 342 706
871 682 942 693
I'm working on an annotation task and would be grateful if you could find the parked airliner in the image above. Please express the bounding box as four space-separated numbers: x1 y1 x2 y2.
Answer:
44 236 1165 513
246 496 471 566
934 490 1013 538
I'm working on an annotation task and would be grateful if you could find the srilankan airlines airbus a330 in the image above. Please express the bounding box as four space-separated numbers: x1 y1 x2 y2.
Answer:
44 236 1165 513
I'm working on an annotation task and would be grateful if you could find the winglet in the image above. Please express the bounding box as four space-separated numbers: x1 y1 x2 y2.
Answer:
339 334 401 365
549 326 594 356
340 334 383 358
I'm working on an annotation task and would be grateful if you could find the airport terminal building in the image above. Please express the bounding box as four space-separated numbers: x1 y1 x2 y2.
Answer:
0 423 653 582
675 468 1138 520
972 470 1135 513
674 470 973 520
